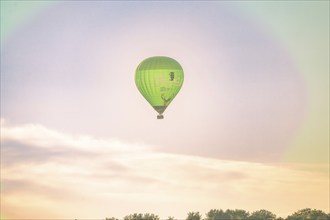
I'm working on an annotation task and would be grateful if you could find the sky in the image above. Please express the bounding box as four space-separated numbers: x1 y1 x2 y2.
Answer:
1 1 329 219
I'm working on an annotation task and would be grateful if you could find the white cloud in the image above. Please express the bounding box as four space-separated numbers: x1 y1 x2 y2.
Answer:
1 120 329 219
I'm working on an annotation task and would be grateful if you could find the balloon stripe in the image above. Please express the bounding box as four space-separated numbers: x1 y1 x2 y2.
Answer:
141 70 151 105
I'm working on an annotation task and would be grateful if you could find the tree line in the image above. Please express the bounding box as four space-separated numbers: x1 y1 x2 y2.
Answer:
106 208 330 220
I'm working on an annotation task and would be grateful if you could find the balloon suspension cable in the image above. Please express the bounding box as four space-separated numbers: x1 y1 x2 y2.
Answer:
157 114 164 119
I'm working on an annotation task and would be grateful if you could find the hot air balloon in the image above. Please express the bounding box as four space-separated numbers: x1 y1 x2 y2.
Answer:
135 56 184 119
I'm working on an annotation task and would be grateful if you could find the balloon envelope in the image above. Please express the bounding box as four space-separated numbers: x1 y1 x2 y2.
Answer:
135 56 184 119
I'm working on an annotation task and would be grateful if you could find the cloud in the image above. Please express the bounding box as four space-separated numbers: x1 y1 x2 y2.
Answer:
1 120 329 219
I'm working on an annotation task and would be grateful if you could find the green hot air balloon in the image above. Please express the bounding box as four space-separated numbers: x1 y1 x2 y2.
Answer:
135 56 184 119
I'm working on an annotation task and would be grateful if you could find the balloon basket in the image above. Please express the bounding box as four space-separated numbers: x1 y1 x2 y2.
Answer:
157 115 164 119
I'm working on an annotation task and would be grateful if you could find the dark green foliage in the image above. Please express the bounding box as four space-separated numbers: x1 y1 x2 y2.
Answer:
205 209 228 220
249 209 276 220
226 209 250 220
186 212 202 220
205 209 249 220
105 209 330 220
124 213 160 220
286 208 330 220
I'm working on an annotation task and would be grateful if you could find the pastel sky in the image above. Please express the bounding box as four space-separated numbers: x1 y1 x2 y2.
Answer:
1 1 329 219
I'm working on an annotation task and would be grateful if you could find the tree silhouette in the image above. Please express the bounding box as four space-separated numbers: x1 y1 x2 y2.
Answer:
226 209 250 220
248 209 276 220
124 213 160 220
205 209 250 220
286 208 329 220
105 208 330 220
186 212 202 220
205 209 228 220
